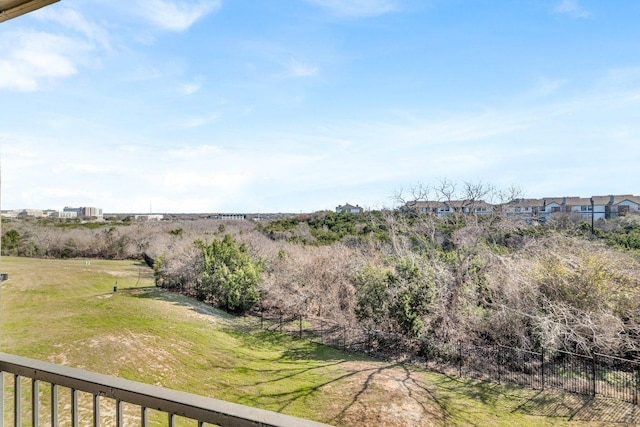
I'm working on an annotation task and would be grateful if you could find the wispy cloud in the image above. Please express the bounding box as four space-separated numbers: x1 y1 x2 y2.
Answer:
179 80 203 95
0 31 91 91
304 0 398 18
180 113 219 128
168 145 224 159
136 0 221 31
286 58 319 77
34 7 111 50
526 78 566 98
553 0 591 18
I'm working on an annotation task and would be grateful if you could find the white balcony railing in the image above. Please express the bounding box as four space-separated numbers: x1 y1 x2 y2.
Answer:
0 352 332 427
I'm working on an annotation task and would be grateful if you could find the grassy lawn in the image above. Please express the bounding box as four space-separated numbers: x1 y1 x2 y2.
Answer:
1 256 638 426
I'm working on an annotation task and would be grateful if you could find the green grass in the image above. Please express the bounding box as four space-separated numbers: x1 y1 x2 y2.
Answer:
1 256 638 426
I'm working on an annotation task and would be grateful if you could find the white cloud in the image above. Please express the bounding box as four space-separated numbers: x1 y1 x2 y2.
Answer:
4 63 640 213
553 0 591 18
601 66 640 87
304 0 398 17
526 78 566 98
126 66 164 82
0 31 91 91
179 80 203 95
51 161 116 175
162 171 251 191
287 58 319 77
180 113 219 128
136 0 221 31
34 7 111 50
168 145 224 159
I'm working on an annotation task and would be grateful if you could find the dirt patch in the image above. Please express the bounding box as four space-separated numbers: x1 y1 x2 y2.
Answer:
50 330 191 385
143 288 230 326
324 360 446 427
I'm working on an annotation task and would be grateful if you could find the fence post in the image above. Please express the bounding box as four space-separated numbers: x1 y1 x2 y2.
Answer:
260 310 263 330
634 368 638 405
299 314 303 339
458 343 463 378
320 320 324 344
343 326 347 350
541 347 545 391
279 314 283 334
497 348 501 384
592 353 597 397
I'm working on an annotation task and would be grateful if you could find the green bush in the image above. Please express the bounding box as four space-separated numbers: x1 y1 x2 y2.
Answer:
1 229 21 255
355 257 434 338
196 235 261 314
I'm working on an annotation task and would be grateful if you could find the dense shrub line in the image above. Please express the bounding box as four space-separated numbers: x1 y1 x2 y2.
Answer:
3 200 640 360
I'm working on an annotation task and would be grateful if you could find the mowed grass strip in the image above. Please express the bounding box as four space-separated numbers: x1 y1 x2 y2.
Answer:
1 256 638 426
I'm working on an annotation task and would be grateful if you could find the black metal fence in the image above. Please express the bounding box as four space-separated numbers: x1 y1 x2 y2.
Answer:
450 344 640 404
257 312 640 405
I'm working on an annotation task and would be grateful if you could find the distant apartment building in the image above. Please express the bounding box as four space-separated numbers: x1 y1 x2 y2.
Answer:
406 199 492 216
504 198 543 220
592 195 640 219
407 194 640 222
536 195 640 221
336 203 364 214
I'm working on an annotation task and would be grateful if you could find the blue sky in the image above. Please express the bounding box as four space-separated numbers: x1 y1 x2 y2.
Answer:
1 0 639 213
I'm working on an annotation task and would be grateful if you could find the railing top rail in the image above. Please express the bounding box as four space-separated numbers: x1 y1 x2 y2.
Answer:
0 352 332 427
593 352 640 366
495 344 542 356
548 348 592 359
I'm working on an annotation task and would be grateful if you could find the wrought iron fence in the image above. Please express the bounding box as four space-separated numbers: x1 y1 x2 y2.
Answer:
257 312 640 406
427 343 640 405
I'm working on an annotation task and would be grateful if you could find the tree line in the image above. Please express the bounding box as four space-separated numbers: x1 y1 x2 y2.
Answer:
3 182 640 360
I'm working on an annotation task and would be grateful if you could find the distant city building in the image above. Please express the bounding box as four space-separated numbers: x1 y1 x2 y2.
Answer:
336 203 363 214
62 206 103 219
17 209 44 218
0 210 19 218
53 210 78 219
209 214 246 220
81 207 103 218
63 206 83 216
134 214 164 221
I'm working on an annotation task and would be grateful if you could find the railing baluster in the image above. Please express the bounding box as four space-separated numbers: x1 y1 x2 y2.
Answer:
116 399 123 427
51 384 58 427
14 374 20 427
140 406 148 427
32 379 39 427
93 394 100 427
0 352 332 427
0 371 4 427
71 388 78 427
